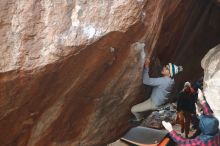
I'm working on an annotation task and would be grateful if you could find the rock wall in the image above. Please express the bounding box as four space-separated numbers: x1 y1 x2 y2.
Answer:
0 0 220 146
202 44 220 126
153 0 220 88
3 1 146 145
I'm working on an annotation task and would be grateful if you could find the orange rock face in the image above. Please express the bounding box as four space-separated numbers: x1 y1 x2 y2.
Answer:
0 0 220 146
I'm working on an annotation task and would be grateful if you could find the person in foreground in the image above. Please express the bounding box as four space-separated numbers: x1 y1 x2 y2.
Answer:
162 89 220 146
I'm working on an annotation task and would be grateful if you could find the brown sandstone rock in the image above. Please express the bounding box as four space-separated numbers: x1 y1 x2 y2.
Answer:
0 1 153 145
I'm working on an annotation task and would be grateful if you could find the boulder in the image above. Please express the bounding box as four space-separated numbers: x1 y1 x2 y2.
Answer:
202 44 220 125
0 0 220 146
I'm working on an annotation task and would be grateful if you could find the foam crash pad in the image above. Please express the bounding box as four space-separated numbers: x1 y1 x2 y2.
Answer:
120 126 168 146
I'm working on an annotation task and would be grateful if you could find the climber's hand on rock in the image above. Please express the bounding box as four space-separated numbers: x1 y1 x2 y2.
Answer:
162 121 173 132
144 58 150 68
198 89 205 103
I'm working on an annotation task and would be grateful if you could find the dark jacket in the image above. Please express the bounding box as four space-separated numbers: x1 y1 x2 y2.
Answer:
177 88 196 112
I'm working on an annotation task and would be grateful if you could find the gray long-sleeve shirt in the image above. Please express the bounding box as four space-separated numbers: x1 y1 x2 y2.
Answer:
143 68 174 107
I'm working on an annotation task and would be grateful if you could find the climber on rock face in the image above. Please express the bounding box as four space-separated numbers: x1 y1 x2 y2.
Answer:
162 89 220 146
131 58 183 122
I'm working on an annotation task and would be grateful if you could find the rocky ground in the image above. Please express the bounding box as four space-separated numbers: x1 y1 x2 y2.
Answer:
109 103 197 146
141 103 177 129
109 124 197 146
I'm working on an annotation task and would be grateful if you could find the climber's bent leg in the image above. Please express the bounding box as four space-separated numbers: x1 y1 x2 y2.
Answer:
131 98 156 121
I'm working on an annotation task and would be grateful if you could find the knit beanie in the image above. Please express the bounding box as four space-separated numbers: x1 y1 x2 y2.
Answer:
167 63 183 78
199 115 219 135
184 81 191 87
199 115 219 142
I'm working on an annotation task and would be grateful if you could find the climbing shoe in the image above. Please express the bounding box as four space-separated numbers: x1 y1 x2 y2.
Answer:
129 117 142 125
